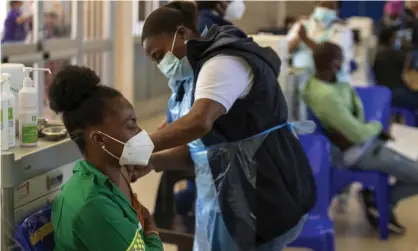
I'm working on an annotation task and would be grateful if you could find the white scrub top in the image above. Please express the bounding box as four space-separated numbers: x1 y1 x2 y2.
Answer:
287 18 354 82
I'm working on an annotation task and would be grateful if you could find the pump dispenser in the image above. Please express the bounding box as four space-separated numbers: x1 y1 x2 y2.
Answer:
18 67 51 147
1 73 16 148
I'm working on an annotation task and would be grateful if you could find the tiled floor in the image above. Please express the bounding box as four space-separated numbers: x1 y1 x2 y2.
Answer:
133 114 418 251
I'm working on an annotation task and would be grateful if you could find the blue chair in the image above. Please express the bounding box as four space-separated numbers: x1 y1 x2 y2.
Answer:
307 86 391 240
289 134 335 251
14 206 55 251
391 107 417 127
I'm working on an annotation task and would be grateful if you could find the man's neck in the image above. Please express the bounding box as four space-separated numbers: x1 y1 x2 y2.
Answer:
314 71 335 83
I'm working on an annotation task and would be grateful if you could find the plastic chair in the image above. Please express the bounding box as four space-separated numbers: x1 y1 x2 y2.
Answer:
14 206 55 251
307 86 391 240
391 107 417 127
289 134 335 251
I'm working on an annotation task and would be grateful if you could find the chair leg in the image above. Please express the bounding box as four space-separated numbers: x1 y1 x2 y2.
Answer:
326 232 336 251
375 174 390 240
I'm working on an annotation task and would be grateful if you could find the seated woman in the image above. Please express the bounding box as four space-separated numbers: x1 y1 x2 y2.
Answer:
303 42 418 235
48 66 163 251
373 27 418 110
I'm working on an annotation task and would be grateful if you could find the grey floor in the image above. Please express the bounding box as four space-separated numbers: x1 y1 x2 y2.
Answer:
133 114 418 251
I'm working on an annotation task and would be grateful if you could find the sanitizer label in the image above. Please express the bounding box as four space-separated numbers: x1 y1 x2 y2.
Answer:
8 107 13 127
21 124 38 144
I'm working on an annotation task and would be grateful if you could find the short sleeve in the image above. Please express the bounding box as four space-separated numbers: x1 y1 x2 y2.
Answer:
195 55 254 112
73 196 142 251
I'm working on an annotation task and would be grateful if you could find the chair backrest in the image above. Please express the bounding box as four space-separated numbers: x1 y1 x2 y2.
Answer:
299 134 331 216
15 206 55 251
354 86 392 130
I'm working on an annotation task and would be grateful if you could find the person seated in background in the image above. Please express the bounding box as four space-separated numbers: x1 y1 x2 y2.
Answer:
378 0 415 50
48 66 163 251
404 0 418 47
303 42 418 235
373 28 418 110
2 1 32 43
196 0 245 33
287 1 354 83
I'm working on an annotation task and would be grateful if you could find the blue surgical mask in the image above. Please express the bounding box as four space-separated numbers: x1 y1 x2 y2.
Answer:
313 7 337 26
157 31 193 81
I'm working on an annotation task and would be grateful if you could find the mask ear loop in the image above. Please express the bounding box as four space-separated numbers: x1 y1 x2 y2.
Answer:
91 131 126 160
170 29 179 53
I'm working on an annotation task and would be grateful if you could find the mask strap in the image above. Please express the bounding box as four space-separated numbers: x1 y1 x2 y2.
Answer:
97 131 126 145
101 145 120 160
171 30 179 53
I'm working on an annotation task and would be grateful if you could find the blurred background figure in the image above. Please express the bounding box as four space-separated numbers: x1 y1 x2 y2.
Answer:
1 0 32 43
196 0 245 33
378 0 415 50
374 28 418 110
287 1 354 83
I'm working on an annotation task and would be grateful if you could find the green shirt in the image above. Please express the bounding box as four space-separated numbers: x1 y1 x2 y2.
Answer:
303 77 382 144
52 160 163 251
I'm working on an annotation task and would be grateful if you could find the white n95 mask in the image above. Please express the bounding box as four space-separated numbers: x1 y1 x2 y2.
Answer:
98 130 154 166
224 0 246 21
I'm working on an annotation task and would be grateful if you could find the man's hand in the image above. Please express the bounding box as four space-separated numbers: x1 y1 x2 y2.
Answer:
158 118 168 130
378 131 395 142
129 164 154 183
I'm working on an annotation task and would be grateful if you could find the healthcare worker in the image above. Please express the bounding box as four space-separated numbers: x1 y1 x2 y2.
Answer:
142 2 316 251
2 1 32 43
287 1 354 83
167 0 247 221
196 0 246 33
48 66 163 251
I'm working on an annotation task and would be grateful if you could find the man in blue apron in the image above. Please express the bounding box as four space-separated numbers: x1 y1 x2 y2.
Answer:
287 1 354 83
141 2 316 250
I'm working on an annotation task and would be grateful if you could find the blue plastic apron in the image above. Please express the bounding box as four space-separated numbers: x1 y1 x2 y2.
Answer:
167 77 316 251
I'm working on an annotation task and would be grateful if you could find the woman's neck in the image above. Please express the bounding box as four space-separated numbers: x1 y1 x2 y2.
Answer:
87 158 133 202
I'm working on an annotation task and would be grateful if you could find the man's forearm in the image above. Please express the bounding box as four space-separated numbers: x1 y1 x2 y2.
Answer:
288 37 301 53
150 113 210 152
152 145 194 172
302 36 317 50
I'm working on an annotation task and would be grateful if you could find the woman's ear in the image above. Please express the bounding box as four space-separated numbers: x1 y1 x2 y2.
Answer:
177 26 195 41
90 131 105 148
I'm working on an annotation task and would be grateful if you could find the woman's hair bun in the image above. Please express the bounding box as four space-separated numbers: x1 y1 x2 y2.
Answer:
48 65 100 114
165 1 198 25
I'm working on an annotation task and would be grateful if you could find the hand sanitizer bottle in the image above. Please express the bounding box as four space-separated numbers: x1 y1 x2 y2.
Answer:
1 73 16 148
18 67 51 147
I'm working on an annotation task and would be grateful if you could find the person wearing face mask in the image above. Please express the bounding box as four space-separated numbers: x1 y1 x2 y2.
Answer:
48 66 163 251
157 0 247 231
287 1 354 83
378 0 417 50
142 1 317 251
304 42 418 236
2 1 32 43
196 0 246 33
